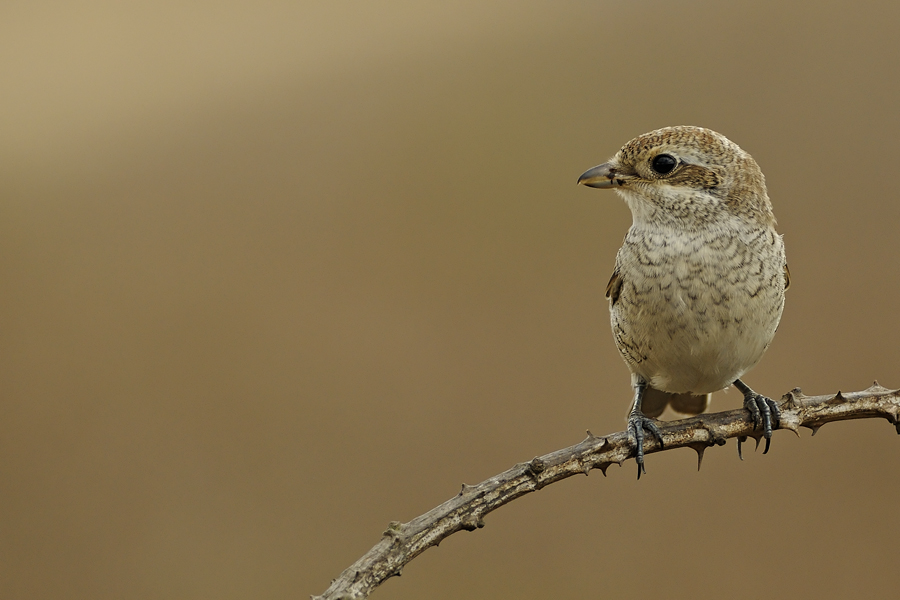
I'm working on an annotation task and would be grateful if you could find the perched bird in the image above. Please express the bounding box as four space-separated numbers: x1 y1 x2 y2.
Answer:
578 126 789 477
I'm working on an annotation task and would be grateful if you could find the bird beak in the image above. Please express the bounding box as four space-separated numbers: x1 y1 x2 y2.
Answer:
577 162 618 189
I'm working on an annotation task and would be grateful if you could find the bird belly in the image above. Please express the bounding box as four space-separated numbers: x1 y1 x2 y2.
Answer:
610 233 785 395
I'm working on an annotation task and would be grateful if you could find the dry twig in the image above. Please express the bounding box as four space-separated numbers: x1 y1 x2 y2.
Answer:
314 384 900 600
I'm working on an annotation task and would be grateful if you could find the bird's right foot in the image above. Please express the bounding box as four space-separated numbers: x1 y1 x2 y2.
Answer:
627 411 664 479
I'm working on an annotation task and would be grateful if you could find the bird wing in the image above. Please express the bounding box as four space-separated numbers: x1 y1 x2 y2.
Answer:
606 269 623 305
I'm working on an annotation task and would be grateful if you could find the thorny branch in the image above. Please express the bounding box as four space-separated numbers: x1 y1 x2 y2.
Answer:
314 384 900 600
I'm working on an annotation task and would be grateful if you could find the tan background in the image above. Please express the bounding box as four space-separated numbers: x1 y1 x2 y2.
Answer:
2 1 899 598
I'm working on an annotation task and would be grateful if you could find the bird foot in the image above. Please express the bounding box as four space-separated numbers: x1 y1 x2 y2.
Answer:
627 411 664 479
735 381 780 458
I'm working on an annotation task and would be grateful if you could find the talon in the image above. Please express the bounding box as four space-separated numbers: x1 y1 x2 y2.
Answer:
745 396 761 429
768 398 782 429
734 379 779 457
628 411 663 480
626 378 664 479
759 397 773 450
762 398 780 454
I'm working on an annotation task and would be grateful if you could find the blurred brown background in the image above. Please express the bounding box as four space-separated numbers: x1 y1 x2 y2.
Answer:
2 1 899 598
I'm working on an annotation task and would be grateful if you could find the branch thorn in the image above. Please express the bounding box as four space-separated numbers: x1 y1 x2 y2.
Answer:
867 381 891 393
827 391 845 405
737 435 747 460
688 443 706 470
579 431 608 451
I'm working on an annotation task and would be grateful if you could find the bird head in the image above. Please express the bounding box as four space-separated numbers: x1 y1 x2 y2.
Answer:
578 126 775 229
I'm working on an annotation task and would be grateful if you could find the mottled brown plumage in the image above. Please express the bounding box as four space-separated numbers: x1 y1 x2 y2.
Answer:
578 126 788 476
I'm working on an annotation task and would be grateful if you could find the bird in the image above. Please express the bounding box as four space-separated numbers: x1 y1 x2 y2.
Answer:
577 126 789 478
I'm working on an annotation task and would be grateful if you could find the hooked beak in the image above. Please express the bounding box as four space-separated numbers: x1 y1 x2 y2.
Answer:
577 162 618 189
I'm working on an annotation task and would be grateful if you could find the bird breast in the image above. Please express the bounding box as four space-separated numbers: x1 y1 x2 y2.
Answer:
609 220 786 395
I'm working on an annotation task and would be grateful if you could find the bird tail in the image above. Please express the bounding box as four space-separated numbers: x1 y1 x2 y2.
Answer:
642 387 711 418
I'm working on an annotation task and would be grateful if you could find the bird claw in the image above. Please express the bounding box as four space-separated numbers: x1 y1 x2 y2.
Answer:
628 412 664 479
740 388 780 455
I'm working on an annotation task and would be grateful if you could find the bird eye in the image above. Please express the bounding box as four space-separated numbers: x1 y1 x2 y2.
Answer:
650 154 677 175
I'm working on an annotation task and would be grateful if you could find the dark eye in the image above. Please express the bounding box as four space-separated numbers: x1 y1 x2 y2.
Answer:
651 154 677 175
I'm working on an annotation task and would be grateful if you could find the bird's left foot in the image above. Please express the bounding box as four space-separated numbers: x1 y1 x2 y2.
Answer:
733 379 780 458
